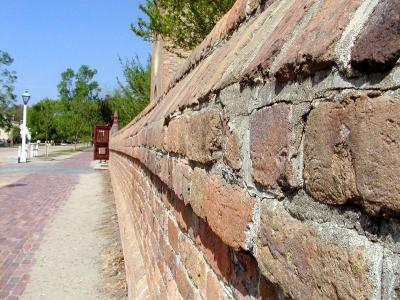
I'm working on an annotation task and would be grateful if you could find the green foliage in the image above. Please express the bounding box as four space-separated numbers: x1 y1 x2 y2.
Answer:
0 50 17 129
131 0 234 52
24 56 151 141
56 65 101 142
7 104 23 124
106 56 151 127
27 99 58 141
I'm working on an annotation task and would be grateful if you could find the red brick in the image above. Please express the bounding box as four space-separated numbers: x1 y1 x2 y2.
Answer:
171 194 194 233
304 94 400 217
259 276 278 300
250 103 290 189
351 0 400 73
274 0 362 81
230 252 259 299
186 108 224 164
160 156 173 188
203 176 255 250
175 263 195 300
256 202 377 299
172 161 192 202
164 116 187 155
189 167 208 219
196 219 232 280
206 271 228 300
179 234 207 291
162 237 176 276
168 218 179 253
226 0 247 31
223 129 242 170
243 0 314 79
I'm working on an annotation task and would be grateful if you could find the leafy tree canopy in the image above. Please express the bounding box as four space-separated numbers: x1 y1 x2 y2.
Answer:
106 56 151 127
56 65 101 143
0 50 17 129
27 99 58 142
131 0 234 52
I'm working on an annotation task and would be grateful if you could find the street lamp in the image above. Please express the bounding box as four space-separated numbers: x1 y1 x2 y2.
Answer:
19 90 31 163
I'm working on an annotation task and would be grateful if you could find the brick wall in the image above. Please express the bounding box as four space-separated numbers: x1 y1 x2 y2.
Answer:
110 0 400 299
150 36 190 102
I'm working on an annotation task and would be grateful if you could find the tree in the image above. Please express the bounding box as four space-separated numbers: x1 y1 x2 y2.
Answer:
7 104 23 124
105 56 151 127
131 0 234 53
27 99 58 142
57 65 101 145
0 50 17 129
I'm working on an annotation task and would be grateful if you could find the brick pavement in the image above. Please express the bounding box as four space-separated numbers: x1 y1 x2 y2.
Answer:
0 152 92 299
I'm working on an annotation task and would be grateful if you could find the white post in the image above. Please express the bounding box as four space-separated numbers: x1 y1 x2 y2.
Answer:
20 104 27 163
18 146 21 162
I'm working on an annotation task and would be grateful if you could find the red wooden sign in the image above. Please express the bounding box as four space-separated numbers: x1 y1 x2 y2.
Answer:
93 124 111 160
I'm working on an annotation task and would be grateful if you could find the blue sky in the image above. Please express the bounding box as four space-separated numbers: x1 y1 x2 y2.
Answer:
0 0 151 105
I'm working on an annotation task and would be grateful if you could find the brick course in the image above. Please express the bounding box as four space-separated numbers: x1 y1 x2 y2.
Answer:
109 0 400 298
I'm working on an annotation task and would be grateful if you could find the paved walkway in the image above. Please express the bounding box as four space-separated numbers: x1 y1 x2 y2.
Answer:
0 151 93 299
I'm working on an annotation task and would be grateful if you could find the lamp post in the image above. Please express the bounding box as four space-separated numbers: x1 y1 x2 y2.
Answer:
19 90 31 163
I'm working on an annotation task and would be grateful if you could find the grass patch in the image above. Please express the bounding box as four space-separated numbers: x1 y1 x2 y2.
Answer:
38 146 88 159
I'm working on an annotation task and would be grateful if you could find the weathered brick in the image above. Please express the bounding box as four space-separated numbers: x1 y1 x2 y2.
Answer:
186 108 224 164
226 0 247 31
229 252 259 299
304 94 400 217
259 276 278 300
172 161 192 203
161 187 171 208
168 218 180 253
165 268 180 299
162 237 177 276
159 155 173 188
223 129 242 170
196 219 232 280
189 167 208 219
256 202 382 299
246 0 262 15
164 116 187 154
176 263 195 300
250 103 290 189
179 234 207 291
274 0 362 81
203 175 255 250
206 271 229 300
351 0 400 73
146 123 165 149
243 0 314 79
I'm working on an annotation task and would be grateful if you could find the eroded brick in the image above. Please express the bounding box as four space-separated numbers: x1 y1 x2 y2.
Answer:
256 202 381 299
179 234 207 291
203 175 255 250
250 103 290 189
196 219 232 280
351 0 400 73
304 94 400 217
274 0 362 81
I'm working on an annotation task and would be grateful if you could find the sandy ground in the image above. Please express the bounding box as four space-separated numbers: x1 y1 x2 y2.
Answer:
20 161 126 300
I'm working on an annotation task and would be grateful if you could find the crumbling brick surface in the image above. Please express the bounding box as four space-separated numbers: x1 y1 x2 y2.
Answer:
109 0 400 298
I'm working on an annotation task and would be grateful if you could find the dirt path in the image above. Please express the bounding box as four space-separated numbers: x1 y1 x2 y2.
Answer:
0 150 127 300
21 164 108 299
